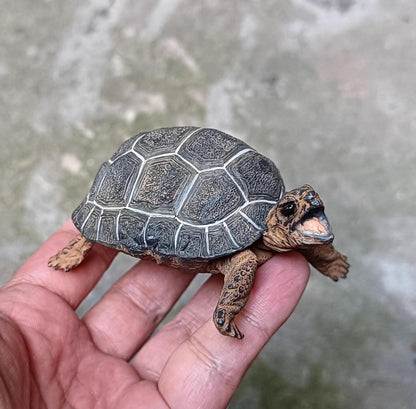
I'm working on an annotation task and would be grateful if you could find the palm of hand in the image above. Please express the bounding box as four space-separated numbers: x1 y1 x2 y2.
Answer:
0 221 308 409
1 285 156 408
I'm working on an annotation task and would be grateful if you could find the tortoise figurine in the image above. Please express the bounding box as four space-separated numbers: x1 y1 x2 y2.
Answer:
49 127 349 339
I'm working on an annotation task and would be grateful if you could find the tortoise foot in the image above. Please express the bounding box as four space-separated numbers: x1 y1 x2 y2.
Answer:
214 309 244 339
327 254 350 282
48 235 93 272
48 254 80 272
299 243 350 282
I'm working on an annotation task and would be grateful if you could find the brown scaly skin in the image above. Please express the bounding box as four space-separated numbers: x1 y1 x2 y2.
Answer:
48 184 349 339
48 235 93 272
298 244 349 282
209 250 258 339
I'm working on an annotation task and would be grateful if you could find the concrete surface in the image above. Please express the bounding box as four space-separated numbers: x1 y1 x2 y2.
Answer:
1 0 416 407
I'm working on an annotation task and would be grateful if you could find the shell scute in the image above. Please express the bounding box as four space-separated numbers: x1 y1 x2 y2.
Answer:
241 202 275 231
134 127 197 158
73 199 93 228
176 225 206 259
83 208 101 240
88 162 110 201
146 217 180 255
227 151 284 201
110 134 142 162
179 170 245 225
118 211 148 256
98 212 118 246
178 128 250 170
96 154 142 207
129 155 195 214
208 224 238 256
226 213 261 247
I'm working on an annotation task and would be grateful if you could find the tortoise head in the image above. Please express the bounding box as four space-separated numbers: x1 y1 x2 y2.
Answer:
263 185 334 252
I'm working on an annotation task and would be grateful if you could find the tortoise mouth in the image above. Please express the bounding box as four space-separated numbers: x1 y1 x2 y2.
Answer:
295 206 333 242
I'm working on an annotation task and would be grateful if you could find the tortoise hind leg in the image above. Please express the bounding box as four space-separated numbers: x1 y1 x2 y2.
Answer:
210 249 258 339
48 234 93 272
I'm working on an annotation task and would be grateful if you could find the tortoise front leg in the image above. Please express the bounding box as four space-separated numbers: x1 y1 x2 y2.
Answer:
210 249 258 339
299 243 349 282
48 234 93 272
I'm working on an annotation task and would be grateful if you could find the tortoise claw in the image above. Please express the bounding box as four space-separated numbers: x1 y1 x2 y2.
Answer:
214 311 244 339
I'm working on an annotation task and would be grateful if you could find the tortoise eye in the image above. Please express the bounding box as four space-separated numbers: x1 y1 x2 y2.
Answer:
281 202 296 217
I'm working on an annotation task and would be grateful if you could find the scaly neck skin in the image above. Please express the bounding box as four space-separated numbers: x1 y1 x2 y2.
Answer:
297 242 335 270
262 237 349 281
262 226 298 253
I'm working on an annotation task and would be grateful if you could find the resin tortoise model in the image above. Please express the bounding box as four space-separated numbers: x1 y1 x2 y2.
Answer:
49 127 349 339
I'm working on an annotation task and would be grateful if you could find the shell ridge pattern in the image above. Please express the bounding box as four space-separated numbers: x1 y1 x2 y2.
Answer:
245 198 277 206
83 197 277 227
108 133 147 164
223 148 253 167
223 221 239 248
81 205 95 231
76 127 284 260
126 160 146 205
86 130 270 228
96 209 104 241
239 210 262 231
131 132 148 155
124 133 150 205
142 216 150 247
130 150 146 162
109 148 146 164
174 154 200 173
174 128 202 154
174 223 183 253
224 168 248 202
175 173 199 214
81 199 276 226
115 211 121 241
93 165 111 200
205 226 210 256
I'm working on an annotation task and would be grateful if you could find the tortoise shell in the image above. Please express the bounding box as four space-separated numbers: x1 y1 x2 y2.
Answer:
72 127 285 261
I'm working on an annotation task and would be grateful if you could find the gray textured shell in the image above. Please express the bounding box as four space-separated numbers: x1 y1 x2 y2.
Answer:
72 127 285 261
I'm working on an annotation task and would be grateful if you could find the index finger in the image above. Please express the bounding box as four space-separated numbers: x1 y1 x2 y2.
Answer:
7 220 118 308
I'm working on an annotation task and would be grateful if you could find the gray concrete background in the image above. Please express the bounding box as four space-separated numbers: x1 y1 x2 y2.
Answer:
1 0 415 408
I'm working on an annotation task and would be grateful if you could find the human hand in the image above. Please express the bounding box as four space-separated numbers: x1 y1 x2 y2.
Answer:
0 221 309 409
